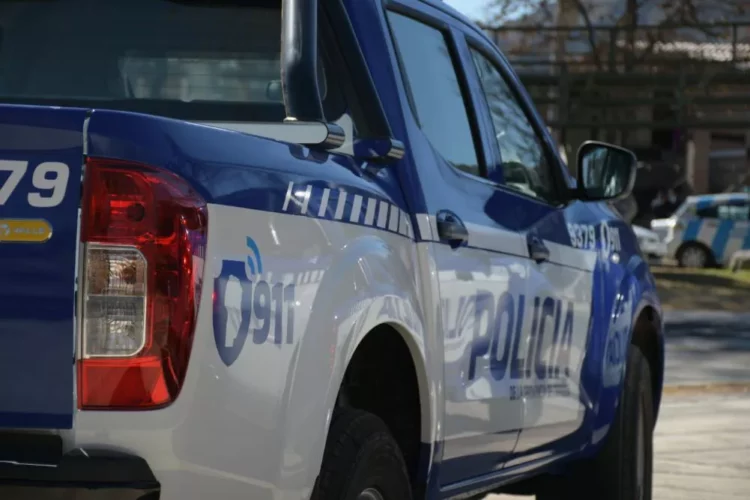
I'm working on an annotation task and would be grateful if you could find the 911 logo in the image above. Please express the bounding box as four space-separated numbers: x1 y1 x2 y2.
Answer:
213 237 296 367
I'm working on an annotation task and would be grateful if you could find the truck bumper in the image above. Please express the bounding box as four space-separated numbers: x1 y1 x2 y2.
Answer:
0 434 159 500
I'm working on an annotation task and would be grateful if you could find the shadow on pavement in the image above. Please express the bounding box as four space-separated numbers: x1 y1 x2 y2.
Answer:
654 269 750 313
663 311 750 387
652 270 740 288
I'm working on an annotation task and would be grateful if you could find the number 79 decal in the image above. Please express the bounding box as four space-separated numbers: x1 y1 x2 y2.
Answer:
0 160 70 208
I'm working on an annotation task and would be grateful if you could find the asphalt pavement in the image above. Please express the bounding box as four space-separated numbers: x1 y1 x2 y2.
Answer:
663 310 750 387
487 310 750 500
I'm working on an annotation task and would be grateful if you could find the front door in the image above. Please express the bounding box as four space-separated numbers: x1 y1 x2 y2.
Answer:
462 36 595 456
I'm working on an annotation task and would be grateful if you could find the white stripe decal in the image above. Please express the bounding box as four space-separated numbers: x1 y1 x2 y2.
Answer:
350 195 363 223
318 188 331 217
282 181 294 212
377 201 389 228
428 214 439 242
388 206 400 232
544 241 597 272
398 211 410 236
416 214 433 241
299 184 312 215
465 222 528 258
697 223 716 247
364 198 377 226
334 190 347 220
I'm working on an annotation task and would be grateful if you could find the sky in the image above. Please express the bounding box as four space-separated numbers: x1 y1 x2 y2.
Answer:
443 0 491 21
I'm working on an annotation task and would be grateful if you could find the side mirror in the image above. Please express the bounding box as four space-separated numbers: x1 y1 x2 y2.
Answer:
575 141 637 202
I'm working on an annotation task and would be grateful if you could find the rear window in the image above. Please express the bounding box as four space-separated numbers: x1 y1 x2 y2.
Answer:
0 0 339 122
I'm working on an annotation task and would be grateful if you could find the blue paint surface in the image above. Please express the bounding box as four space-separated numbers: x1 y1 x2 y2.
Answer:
0 105 87 428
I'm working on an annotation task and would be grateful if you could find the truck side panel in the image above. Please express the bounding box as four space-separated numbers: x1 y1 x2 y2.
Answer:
68 110 436 500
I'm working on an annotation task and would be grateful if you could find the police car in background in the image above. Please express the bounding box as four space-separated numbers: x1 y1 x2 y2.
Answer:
0 1 663 499
652 192 750 268
633 225 668 261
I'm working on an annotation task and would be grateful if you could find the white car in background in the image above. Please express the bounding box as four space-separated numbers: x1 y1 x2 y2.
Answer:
633 224 668 260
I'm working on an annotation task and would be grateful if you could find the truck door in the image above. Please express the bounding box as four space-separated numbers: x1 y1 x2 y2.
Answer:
386 4 530 486
462 35 596 456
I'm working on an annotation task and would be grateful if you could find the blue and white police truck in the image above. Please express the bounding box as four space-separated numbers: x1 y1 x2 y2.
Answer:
651 192 750 268
0 0 664 499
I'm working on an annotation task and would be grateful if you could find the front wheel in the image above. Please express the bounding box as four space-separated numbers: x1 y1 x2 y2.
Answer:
537 345 654 500
311 409 413 500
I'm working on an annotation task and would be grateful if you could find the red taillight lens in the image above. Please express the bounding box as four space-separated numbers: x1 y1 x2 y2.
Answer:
78 158 207 410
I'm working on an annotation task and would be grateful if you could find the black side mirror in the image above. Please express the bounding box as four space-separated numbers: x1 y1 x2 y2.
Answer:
575 141 637 202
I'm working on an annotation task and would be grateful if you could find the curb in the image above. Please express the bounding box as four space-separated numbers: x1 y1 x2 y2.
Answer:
663 382 750 396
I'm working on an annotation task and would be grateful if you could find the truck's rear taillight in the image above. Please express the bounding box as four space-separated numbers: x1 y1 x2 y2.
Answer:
78 158 207 410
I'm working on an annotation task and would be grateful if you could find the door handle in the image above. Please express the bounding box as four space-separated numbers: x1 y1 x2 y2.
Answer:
528 236 550 263
436 210 468 248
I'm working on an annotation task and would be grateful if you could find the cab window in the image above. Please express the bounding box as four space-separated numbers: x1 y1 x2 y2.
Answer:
0 0 352 125
387 11 482 177
469 48 557 203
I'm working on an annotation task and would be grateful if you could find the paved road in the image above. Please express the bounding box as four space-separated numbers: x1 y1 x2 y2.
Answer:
663 311 750 387
487 392 750 499
486 311 750 499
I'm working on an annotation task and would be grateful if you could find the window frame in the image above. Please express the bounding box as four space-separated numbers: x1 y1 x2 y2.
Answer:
384 4 490 180
462 37 570 207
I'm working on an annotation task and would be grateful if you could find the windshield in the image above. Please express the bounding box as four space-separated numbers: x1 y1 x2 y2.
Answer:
0 0 299 122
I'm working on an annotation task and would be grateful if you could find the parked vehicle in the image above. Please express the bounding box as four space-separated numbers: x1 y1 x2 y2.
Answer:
651 192 750 268
0 0 664 499
633 225 668 261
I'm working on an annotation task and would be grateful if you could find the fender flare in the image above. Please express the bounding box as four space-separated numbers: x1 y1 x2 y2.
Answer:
587 254 664 451
271 232 434 496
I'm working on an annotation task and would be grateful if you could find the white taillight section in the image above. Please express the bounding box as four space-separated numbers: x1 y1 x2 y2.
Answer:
82 245 147 358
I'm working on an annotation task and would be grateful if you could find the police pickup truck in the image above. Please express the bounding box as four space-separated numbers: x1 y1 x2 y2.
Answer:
0 0 664 499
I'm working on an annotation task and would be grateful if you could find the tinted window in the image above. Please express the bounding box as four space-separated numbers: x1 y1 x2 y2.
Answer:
470 49 556 202
695 205 718 218
718 203 750 221
388 12 480 176
0 0 346 122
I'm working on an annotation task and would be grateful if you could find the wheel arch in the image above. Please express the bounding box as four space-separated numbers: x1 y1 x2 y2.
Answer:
589 264 665 452
271 232 438 497
629 302 665 423
335 320 436 494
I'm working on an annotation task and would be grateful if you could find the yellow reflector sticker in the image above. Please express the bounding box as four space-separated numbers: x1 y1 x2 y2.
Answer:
0 219 53 243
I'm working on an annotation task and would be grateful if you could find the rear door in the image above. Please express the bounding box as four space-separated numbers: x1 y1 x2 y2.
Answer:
0 105 85 428
462 34 596 456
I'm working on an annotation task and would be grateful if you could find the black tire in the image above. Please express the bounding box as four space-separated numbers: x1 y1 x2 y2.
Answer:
676 242 712 268
537 345 654 500
311 409 413 500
